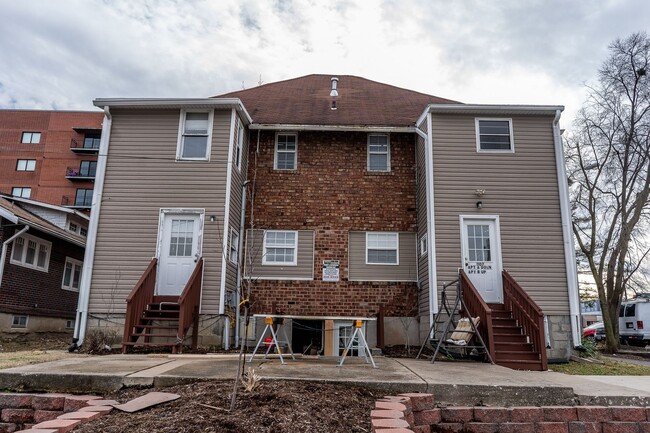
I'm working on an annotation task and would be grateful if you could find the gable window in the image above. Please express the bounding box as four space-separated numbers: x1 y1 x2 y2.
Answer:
476 119 514 152
12 187 31 198
177 110 214 160
62 257 83 292
367 134 390 171
229 229 240 265
21 132 41 144
420 234 428 256
12 315 28 329
235 125 244 170
274 134 297 170
74 189 93 207
16 159 36 171
80 226 88 237
69 222 78 233
366 232 399 265
11 233 51 272
263 230 297 265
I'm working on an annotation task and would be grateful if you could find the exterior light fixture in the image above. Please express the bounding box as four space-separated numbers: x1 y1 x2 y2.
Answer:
476 201 483 209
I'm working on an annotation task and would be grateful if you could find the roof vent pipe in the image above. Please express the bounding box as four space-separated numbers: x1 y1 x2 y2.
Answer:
330 77 339 97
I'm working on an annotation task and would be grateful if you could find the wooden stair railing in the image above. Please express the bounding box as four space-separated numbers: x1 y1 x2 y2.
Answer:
175 257 203 354
502 270 548 371
459 270 496 362
122 258 158 353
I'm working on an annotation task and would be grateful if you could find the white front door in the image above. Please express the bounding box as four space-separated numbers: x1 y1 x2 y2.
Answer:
157 213 202 296
460 216 503 303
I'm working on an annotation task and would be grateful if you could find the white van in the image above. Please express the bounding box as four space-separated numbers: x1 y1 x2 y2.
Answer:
619 298 650 347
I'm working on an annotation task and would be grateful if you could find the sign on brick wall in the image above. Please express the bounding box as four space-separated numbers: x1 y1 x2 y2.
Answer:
322 260 339 282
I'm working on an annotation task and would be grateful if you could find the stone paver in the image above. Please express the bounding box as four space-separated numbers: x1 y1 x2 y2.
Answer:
32 418 81 433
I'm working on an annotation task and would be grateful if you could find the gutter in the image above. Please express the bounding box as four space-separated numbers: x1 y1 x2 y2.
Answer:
249 124 415 133
71 106 112 350
552 109 582 347
234 180 250 348
423 114 438 326
0 225 30 287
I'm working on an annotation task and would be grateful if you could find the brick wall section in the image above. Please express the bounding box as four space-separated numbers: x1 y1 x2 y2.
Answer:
247 131 418 317
0 224 84 318
371 394 650 433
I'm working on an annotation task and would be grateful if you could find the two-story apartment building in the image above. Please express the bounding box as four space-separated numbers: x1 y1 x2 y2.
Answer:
76 75 580 369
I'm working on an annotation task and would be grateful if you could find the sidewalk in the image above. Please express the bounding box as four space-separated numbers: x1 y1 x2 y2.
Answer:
1 353 649 406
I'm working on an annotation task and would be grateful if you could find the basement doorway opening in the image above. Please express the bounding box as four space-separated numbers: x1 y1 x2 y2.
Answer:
292 319 323 356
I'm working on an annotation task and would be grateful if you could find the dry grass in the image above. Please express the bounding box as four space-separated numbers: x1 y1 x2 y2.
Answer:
550 358 650 375
0 350 86 370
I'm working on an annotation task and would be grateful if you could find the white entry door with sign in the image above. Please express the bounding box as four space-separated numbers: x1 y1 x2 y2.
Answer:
157 212 203 296
460 215 503 303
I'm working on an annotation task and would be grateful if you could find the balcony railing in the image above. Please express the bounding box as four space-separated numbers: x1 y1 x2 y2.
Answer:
61 195 92 209
70 137 100 153
66 166 96 180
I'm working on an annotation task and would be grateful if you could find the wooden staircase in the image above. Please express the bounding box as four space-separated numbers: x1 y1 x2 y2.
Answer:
488 303 545 371
121 258 203 354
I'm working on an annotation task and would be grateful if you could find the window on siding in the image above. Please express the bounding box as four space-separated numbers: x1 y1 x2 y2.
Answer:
229 229 239 265
476 119 514 152
177 110 213 160
366 232 399 265
74 189 93 207
235 125 244 170
263 230 297 265
12 187 31 198
21 132 41 144
16 159 36 171
274 134 297 170
62 257 83 292
420 234 427 256
367 134 390 171
12 315 28 328
11 233 51 272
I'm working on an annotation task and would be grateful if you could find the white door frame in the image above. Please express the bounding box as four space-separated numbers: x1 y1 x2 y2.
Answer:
155 208 205 296
459 214 504 303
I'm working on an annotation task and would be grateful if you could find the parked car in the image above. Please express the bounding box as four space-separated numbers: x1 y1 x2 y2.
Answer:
582 322 605 342
619 299 650 347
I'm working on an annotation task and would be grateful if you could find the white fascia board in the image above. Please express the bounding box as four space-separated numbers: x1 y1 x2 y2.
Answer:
0 207 18 224
427 104 564 115
93 98 253 125
425 112 438 324
249 124 416 133
15 218 85 247
1 195 90 221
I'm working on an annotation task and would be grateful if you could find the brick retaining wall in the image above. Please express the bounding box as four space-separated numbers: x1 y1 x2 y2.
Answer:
372 393 650 433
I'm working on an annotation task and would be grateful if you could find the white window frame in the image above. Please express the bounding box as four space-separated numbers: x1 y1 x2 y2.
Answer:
176 109 214 161
229 229 240 265
62 257 83 292
12 187 31 198
274 133 298 170
80 226 88 237
475 118 515 153
21 132 41 144
420 234 428 256
366 232 399 265
10 232 51 272
262 230 298 266
16 159 36 171
11 315 28 329
69 222 79 233
235 125 244 171
367 134 391 172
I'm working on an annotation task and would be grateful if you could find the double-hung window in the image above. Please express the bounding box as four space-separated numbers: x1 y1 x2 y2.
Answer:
235 125 244 170
229 229 240 265
177 110 214 160
16 159 36 171
475 119 514 152
263 230 297 265
366 232 399 265
274 134 297 170
12 187 31 198
21 132 41 144
11 233 51 272
367 134 390 171
62 257 83 292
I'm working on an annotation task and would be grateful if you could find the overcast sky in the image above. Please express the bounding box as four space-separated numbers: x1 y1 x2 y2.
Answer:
0 0 648 128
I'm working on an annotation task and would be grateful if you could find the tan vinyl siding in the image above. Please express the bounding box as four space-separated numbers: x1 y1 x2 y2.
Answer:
348 231 417 282
89 108 231 314
245 229 314 280
415 135 430 316
431 114 569 315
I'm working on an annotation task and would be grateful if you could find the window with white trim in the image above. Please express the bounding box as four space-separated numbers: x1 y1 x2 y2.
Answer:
366 232 399 265
420 234 427 256
229 229 239 265
62 257 83 292
274 134 297 170
80 226 88 237
177 110 214 160
69 222 78 233
12 315 28 328
263 230 297 265
11 187 31 198
235 125 244 170
10 233 51 272
367 134 390 171
16 159 36 171
476 119 514 152
21 132 41 144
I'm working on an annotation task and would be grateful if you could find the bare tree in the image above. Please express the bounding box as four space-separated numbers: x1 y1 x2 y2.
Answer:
566 32 650 352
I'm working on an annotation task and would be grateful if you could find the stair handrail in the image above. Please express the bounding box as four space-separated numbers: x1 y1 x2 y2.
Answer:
459 270 496 361
502 270 548 371
176 257 203 351
123 258 158 348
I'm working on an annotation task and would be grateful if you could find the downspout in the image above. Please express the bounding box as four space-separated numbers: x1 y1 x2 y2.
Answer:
71 106 112 350
0 225 30 286
234 180 250 348
552 109 581 347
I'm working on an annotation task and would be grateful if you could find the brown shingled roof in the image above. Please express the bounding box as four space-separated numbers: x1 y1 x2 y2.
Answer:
215 74 460 127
